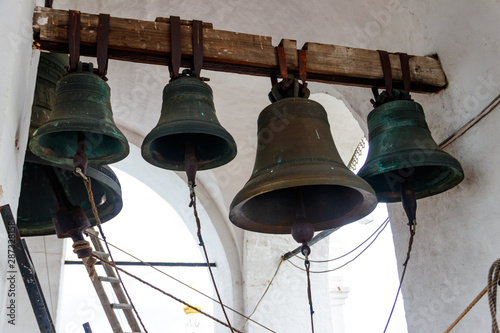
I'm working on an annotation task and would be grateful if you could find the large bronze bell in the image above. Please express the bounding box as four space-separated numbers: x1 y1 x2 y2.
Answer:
357 99 464 202
229 95 378 234
141 70 237 171
29 62 129 166
17 53 123 237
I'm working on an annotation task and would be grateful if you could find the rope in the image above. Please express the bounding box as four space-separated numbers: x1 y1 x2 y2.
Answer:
189 182 235 333
93 254 245 333
383 222 416 333
292 217 390 263
73 240 97 279
304 249 315 333
85 233 276 333
242 258 283 332
287 218 390 273
488 258 500 333
347 137 367 171
444 259 500 333
77 168 149 333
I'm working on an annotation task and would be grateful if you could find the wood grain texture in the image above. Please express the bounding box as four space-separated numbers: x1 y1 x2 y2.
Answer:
33 7 447 92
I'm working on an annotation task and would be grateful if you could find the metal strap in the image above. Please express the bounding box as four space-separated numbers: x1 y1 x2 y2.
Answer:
298 49 307 83
192 20 203 79
270 75 278 87
97 14 110 79
277 45 288 80
378 50 393 97
68 10 81 72
169 16 181 79
298 49 308 93
399 52 411 92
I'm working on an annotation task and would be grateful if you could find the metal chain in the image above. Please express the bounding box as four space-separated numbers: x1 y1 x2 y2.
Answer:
189 182 235 333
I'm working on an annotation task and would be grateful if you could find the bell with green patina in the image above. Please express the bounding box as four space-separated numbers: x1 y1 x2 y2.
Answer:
17 54 123 237
358 98 464 203
29 62 129 166
141 70 237 171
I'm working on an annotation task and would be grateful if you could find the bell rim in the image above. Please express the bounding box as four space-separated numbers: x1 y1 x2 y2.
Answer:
141 120 237 171
229 167 378 234
358 149 465 202
29 118 130 166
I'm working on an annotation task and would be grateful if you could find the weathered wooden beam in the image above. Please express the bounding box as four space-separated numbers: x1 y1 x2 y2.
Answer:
33 7 447 93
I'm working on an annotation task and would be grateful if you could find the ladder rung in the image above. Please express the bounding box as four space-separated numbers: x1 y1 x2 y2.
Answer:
93 251 110 259
111 303 133 310
98 276 120 284
86 228 99 236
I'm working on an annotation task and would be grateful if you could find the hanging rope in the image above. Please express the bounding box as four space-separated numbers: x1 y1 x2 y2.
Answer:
489 258 500 333
72 239 97 279
75 167 149 333
93 254 245 333
302 246 315 333
287 218 390 274
444 259 500 333
86 232 277 333
242 258 283 332
347 137 367 171
292 217 389 264
189 182 235 333
383 222 416 333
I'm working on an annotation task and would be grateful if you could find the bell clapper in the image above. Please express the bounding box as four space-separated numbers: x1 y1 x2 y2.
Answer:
43 165 92 259
185 136 198 207
401 176 417 227
291 189 316 333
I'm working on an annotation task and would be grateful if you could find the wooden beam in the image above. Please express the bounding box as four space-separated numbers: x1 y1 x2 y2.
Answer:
33 7 447 93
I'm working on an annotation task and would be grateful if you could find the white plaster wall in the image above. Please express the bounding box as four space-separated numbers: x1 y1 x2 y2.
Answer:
243 233 333 333
340 2 500 332
0 0 53 332
112 144 244 332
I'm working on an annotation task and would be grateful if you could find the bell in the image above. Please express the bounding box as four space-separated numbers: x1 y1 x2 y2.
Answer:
29 62 129 166
17 53 123 237
141 70 237 171
29 52 69 137
229 96 378 234
357 99 464 202
17 153 123 237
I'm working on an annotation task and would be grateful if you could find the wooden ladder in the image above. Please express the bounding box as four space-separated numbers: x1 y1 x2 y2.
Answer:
85 228 143 333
